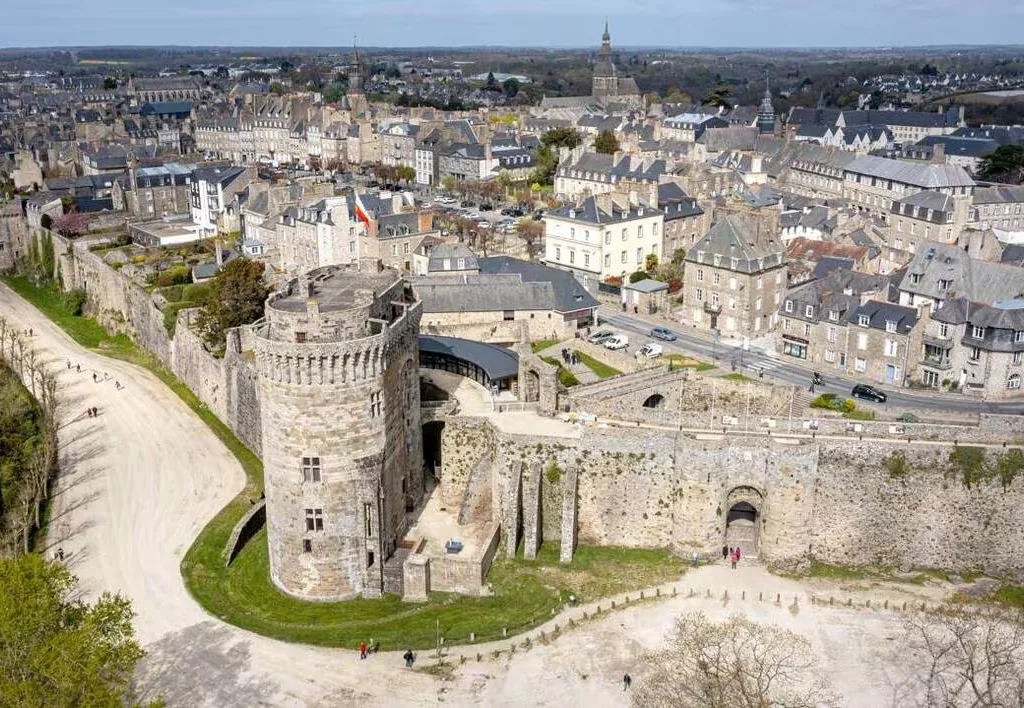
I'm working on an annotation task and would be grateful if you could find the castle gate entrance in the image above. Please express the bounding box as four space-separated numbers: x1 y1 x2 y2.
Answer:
422 421 445 481
724 486 763 558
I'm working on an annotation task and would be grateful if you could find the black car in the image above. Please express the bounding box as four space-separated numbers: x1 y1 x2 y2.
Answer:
480 203 494 211
461 200 474 208
851 384 887 403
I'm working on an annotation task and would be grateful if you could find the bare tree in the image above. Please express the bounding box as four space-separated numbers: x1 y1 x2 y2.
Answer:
515 219 544 259
632 612 838 708
900 607 1024 708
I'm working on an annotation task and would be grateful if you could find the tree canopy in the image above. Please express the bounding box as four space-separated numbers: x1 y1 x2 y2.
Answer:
977 145 1024 185
701 84 733 111
194 259 270 351
0 554 152 706
595 130 620 155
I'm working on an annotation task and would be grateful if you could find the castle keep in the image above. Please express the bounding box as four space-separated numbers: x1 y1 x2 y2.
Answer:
251 263 423 599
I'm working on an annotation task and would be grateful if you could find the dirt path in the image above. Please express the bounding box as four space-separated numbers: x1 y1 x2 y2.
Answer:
0 283 946 707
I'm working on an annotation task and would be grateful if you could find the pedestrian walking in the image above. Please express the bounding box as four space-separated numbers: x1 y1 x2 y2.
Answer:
92 407 98 417
66 359 71 370
86 408 92 419
359 641 367 660
691 551 699 567
57 547 64 562
759 367 764 379
623 674 632 690
115 380 121 390
92 373 97 383
633 305 638 315
735 547 742 562
808 381 815 393
731 550 739 570
76 364 80 373
722 545 728 561
403 649 415 668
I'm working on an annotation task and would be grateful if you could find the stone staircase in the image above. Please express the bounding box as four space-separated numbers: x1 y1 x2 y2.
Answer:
383 548 410 595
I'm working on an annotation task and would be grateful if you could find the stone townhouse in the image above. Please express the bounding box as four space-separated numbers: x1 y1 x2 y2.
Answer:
842 156 974 218
681 214 787 337
376 210 438 275
379 122 420 168
657 181 709 258
542 191 665 293
971 185 1024 239
437 143 498 183
899 241 1024 396
260 196 369 277
778 268 917 385
553 149 666 202
888 190 973 249
774 143 857 201
786 106 964 146
661 112 725 143
112 162 194 218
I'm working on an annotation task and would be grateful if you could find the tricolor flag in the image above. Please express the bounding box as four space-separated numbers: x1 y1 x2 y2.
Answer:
353 193 371 228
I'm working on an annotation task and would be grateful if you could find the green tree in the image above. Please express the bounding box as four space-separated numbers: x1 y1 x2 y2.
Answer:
396 165 416 184
485 71 499 91
0 554 153 706
102 77 117 90
503 78 520 99
540 127 583 149
595 130 620 155
701 84 733 111
269 82 284 95
977 145 1024 185
194 259 270 351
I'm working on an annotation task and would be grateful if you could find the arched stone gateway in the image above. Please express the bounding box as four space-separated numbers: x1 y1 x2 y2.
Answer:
642 393 665 409
725 486 764 558
422 421 445 481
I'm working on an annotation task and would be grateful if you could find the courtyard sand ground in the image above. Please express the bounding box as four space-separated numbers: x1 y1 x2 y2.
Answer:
0 282 954 707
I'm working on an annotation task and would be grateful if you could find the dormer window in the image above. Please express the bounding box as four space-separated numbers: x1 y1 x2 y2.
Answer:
805 305 814 318
972 325 985 340
785 300 794 313
858 315 870 327
885 320 897 333
910 273 922 285
938 279 952 291
1017 330 1024 343
457 257 465 269
828 310 838 321
443 259 451 270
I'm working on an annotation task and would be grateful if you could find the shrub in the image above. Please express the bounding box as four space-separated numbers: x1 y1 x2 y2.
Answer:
62 288 87 316
155 265 192 288
810 394 837 409
667 277 683 294
898 412 919 423
629 270 650 284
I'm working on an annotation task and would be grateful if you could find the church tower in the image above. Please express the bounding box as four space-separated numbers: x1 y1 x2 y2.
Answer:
592 20 617 99
347 42 367 118
757 76 776 135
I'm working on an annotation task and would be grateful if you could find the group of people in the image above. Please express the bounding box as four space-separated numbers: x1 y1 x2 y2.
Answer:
66 359 121 391
85 406 99 418
722 545 743 569
357 641 416 668
560 348 580 367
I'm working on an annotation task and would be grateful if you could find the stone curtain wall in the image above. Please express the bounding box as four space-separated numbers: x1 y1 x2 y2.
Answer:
456 417 1024 577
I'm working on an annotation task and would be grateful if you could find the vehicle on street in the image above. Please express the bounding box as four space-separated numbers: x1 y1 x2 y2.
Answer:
650 327 677 341
461 200 474 208
587 329 614 344
480 203 494 211
851 383 887 403
603 335 629 350
812 372 824 385
638 342 663 358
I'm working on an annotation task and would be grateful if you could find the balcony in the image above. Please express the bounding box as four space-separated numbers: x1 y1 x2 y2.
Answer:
704 301 722 314
922 333 953 350
921 356 953 371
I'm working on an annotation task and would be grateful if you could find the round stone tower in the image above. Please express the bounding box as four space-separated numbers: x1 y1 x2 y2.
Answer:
252 262 423 600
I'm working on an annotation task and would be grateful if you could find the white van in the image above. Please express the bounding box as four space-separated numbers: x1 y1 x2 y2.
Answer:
638 342 663 358
603 335 629 350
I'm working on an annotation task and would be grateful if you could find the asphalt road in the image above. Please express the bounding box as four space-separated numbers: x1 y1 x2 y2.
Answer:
597 307 1024 416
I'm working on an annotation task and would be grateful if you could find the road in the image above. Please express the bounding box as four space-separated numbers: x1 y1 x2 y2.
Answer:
597 307 1024 416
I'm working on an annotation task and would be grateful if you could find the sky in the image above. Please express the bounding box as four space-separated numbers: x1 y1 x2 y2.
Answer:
3 0 1024 48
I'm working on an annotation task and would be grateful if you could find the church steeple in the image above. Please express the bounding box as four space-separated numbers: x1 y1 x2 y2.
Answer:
600 19 611 58
757 73 775 135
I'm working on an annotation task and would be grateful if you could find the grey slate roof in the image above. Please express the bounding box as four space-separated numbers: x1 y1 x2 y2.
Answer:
851 300 919 334
900 241 1024 304
426 243 479 272
973 185 1024 205
845 156 975 189
478 256 599 313
686 214 786 274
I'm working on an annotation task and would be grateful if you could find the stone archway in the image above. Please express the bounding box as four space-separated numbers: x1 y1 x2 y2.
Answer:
642 393 665 409
422 421 445 481
725 486 764 558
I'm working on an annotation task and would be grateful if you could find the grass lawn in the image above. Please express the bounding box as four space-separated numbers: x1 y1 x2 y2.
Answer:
667 354 715 372
724 372 754 382
4 275 688 648
573 350 622 379
530 338 559 354
207 534 687 648
540 356 580 387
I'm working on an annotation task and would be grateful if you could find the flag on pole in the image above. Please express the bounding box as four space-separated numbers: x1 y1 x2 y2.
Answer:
353 193 371 228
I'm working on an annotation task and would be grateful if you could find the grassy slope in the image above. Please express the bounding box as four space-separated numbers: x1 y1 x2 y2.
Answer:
573 350 622 379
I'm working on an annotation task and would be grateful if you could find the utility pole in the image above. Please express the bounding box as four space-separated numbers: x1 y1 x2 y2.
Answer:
710 378 717 428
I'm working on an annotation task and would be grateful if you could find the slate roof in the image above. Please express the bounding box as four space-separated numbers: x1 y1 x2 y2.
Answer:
426 243 479 272
697 126 759 152
914 135 998 159
973 185 1024 205
657 182 703 221
686 214 786 273
479 256 599 312
193 165 246 186
900 241 1024 304
548 194 658 226
851 300 919 334
140 101 193 116
845 156 975 189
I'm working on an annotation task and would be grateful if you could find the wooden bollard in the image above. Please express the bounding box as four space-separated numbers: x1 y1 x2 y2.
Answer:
640 591 644 599
848 598 853 607
776 593 781 604
706 588 712 598
502 627 508 637
476 653 482 662
884 600 888 609
596 605 601 614
902 602 907 611
656 588 660 597
829 596 833 606
611 600 615 609
673 586 678 597
470 632 476 642
866 599 871 608
625 595 630 603
759 591 763 601
723 590 729 600
583 611 588 620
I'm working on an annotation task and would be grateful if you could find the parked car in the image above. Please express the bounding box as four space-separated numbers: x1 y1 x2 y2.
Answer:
638 342 663 358
851 384 887 403
480 203 494 211
461 200 474 208
603 335 629 350
587 329 614 344
650 327 677 342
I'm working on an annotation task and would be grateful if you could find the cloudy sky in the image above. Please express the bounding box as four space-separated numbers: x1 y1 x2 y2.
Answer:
3 0 1024 47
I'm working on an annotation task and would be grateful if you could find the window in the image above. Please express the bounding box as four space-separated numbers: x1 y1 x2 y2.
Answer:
824 349 835 363
584 253 590 267
710 293 720 307
305 508 324 532
554 247 561 261
1015 352 1023 366
696 269 704 282
885 339 898 357
570 227 575 239
729 277 737 291
756 276 763 290
653 222 659 236
295 331 306 344
972 326 985 340
909 272 921 285
828 310 838 321
636 248 643 264
785 300 793 313
622 228 628 241
638 225 644 238
302 539 312 553
604 231 611 244
620 251 627 264
457 257 465 269
938 323 949 338
858 314 869 327
364 502 373 537
885 320 897 333
695 288 704 301
301 456 321 483
854 357 867 373
1010 374 1022 390
1016 330 1024 343
584 230 590 242
503 310 515 321
729 297 737 310
569 250 575 264
857 333 868 350
713 272 721 285
803 323 811 337
755 297 762 311
604 254 611 268
827 326 837 343
391 244 398 256
805 305 814 318
370 391 383 418
969 347 982 362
